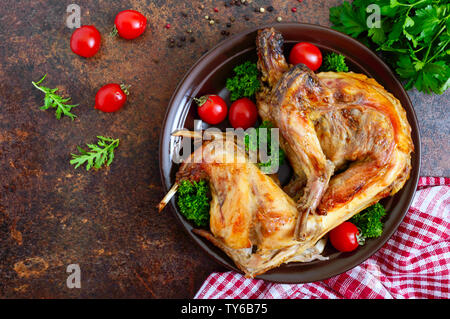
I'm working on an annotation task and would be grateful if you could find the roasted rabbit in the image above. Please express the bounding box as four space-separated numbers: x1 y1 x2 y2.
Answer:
159 131 328 276
256 28 413 240
159 28 413 278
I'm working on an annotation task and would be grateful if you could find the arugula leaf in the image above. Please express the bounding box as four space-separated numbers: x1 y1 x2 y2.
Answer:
70 136 120 171
32 74 78 120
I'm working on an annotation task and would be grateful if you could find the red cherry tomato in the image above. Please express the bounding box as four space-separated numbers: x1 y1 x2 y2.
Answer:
70 26 101 58
329 221 360 252
289 42 322 71
195 95 228 125
94 84 129 113
229 98 258 129
114 10 147 40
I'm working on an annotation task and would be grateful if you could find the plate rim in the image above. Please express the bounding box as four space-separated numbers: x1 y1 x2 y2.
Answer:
158 22 421 283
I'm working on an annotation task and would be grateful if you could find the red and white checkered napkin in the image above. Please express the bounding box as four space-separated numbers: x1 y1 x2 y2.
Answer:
195 177 450 299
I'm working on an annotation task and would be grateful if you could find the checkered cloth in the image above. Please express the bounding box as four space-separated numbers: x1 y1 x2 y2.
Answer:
195 177 450 299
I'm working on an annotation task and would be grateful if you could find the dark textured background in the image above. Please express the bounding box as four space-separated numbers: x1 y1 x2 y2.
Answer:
0 0 448 298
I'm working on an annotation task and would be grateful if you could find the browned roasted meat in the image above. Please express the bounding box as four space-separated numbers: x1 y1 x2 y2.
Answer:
256 28 413 240
159 132 328 277
159 28 413 278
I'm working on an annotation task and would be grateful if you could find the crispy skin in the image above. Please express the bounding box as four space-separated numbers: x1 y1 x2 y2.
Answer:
163 29 413 278
175 134 328 277
256 28 413 240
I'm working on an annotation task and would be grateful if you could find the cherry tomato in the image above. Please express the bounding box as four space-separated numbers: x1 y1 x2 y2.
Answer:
229 98 258 129
70 26 101 58
114 10 147 40
289 42 322 71
94 84 129 113
329 221 360 252
195 95 228 125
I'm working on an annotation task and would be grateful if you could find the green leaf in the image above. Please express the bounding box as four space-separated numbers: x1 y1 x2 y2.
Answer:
70 136 120 171
32 75 78 120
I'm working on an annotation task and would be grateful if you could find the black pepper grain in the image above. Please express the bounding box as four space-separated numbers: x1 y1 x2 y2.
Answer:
244 15 250 21
190 37 195 43
267 6 274 12
177 42 183 48
226 22 232 27
180 36 186 42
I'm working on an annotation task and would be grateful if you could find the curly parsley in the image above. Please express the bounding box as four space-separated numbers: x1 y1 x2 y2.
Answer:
351 202 387 242
322 53 349 72
177 180 210 227
226 61 261 101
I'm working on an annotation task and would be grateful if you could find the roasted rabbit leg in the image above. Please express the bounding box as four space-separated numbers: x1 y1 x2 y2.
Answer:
159 132 328 277
256 28 413 239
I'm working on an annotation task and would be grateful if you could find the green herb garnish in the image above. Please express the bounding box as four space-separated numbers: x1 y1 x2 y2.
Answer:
329 0 450 95
177 180 210 227
70 136 120 170
322 52 349 72
244 121 286 173
32 74 78 120
226 61 261 101
351 202 387 243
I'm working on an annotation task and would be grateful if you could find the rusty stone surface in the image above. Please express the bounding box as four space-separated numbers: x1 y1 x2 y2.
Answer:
0 0 448 298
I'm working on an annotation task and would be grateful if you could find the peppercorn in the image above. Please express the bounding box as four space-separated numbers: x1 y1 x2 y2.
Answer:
226 22 232 28
181 12 188 17
177 42 183 48
267 6 274 12
259 7 265 13
190 37 196 43
244 15 250 21
276 16 282 22
180 36 186 42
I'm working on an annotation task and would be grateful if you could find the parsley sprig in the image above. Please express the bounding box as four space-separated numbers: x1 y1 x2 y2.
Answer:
32 74 78 120
330 0 449 94
70 136 120 170
226 61 261 101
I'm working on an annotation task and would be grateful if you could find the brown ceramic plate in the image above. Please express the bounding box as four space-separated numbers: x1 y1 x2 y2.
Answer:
159 23 421 283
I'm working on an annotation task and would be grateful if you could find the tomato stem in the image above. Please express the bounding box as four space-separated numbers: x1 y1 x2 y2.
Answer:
110 25 119 37
193 95 211 107
120 84 131 95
